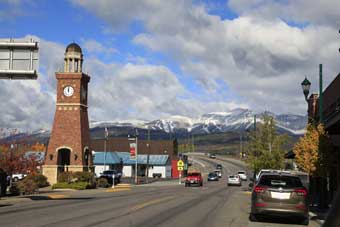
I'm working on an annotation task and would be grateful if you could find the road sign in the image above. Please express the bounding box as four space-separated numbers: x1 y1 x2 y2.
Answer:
177 166 183 171
0 38 39 80
129 142 136 160
177 160 184 167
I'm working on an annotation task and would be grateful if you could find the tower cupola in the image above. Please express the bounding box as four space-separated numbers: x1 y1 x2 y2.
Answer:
64 42 83 73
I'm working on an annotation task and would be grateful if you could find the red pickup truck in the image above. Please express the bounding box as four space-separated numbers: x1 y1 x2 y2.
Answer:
185 172 203 187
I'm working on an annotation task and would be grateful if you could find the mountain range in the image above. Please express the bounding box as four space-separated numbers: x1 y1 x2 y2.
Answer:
0 109 307 144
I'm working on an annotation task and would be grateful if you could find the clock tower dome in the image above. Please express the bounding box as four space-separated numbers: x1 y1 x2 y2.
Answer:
43 43 92 184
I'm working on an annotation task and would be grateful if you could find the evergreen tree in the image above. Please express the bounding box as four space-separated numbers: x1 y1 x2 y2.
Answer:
246 114 289 173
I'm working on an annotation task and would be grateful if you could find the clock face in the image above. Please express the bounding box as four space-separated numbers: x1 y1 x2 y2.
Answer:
63 86 74 97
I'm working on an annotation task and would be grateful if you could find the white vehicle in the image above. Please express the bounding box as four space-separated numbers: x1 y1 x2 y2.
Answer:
227 175 241 186
214 169 222 178
237 171 247 181
12 173 27 182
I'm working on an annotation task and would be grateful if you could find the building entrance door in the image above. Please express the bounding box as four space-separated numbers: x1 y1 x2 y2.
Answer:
57 148 71 173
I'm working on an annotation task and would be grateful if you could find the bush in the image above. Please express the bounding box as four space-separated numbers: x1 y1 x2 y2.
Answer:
52 182 96 190
17 178 38 195
97 178 109 188
58 172 73 183
25 173 49 188
73 171 95 183
9 184 20 196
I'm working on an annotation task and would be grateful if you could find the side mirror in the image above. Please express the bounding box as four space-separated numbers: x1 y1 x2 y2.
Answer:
248 182 254 188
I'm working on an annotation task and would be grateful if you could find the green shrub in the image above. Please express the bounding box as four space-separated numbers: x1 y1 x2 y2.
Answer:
97 178 109 188
52 182 95 190
17 178 38 195
58 172 73 183
25 173 49 188
73 171 94 183
9 184 20 196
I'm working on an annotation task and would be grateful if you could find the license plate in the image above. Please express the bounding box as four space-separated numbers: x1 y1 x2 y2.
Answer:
271 192 290 199
190 181 195 183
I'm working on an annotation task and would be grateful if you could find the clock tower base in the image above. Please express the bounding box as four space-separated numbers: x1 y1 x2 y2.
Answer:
42 165 58 185
43 165 93 185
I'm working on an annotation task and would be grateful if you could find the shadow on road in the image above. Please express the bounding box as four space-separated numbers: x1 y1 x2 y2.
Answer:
27 196 93 201
249 214 305 225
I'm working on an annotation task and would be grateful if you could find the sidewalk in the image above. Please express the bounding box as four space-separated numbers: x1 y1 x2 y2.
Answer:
309 207 328 226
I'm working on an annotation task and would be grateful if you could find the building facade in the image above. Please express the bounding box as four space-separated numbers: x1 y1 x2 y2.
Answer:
91 138 178 161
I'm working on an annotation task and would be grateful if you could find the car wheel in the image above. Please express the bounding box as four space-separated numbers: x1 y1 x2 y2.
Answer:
13 177 19 182
249 213 257 222
301 217 309 225
200 182 203 187
185 183 188 187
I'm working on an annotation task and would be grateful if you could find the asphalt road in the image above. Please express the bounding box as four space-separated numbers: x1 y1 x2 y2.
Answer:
0 155 320 227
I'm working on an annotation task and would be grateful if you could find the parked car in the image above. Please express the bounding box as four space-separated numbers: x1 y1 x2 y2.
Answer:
228 175 242 186
207 172 219 181
185 172 203 187
99 170 122 184
12 173 27 182
216 164 223 170
237 171 247 181
214 169 222 178
250 172 309 225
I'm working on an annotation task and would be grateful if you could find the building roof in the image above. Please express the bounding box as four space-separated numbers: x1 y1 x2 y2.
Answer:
93 151 169 166
66 42 82 53
93 152 122 165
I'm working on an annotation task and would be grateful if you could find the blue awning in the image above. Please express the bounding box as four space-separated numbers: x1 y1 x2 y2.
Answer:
93 151 122 165
93 151 169 166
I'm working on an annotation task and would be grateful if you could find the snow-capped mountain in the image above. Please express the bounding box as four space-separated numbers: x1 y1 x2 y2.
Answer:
91 108 307 135
0 109 307 143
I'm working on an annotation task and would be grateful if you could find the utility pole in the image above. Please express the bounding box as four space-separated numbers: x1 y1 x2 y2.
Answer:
146 127 150 183
253 114 257 180
135 129 138 185
103 127 108 172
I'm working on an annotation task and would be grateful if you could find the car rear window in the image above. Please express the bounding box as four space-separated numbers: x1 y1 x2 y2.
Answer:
238 171 245 174
188 173 201 176
259 175 303 188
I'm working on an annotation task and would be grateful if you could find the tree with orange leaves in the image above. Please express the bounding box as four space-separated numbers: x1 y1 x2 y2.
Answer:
293 123 331 176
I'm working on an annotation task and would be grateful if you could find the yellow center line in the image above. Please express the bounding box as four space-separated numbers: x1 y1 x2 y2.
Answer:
130 196 175 212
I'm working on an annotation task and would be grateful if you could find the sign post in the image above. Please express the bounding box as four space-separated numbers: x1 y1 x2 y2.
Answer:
177 160 184 185
0 38 39 80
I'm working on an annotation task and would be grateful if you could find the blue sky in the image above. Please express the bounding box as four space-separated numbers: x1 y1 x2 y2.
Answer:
0 0 339 130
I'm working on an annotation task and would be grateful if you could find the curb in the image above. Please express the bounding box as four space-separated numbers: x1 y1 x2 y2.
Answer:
309 211 325 225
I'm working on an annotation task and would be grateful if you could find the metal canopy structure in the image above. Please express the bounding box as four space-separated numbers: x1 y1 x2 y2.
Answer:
0 38 39 80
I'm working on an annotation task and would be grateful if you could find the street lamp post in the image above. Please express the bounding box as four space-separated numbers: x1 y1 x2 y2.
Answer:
301 77 311 102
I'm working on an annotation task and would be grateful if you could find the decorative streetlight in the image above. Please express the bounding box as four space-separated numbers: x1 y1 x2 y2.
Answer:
301 77 311 101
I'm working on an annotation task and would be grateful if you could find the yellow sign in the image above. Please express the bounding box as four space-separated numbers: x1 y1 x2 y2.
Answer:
177 160 184 167
177 166 184 171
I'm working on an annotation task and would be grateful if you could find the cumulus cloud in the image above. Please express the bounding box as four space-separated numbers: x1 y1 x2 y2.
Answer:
228 0 340 27
72 0 340 115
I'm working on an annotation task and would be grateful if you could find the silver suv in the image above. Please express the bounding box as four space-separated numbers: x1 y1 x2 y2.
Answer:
250 172 309 225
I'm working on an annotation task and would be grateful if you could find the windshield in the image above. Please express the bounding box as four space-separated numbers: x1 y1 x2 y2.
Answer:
188 173 201 176
258 175 303 188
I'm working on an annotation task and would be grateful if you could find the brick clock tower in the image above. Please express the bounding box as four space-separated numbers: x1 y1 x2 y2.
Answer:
43 43 92 184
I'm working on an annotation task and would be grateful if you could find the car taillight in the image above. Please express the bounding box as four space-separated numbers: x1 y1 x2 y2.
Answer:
294 188 307 197
254 186 267 193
